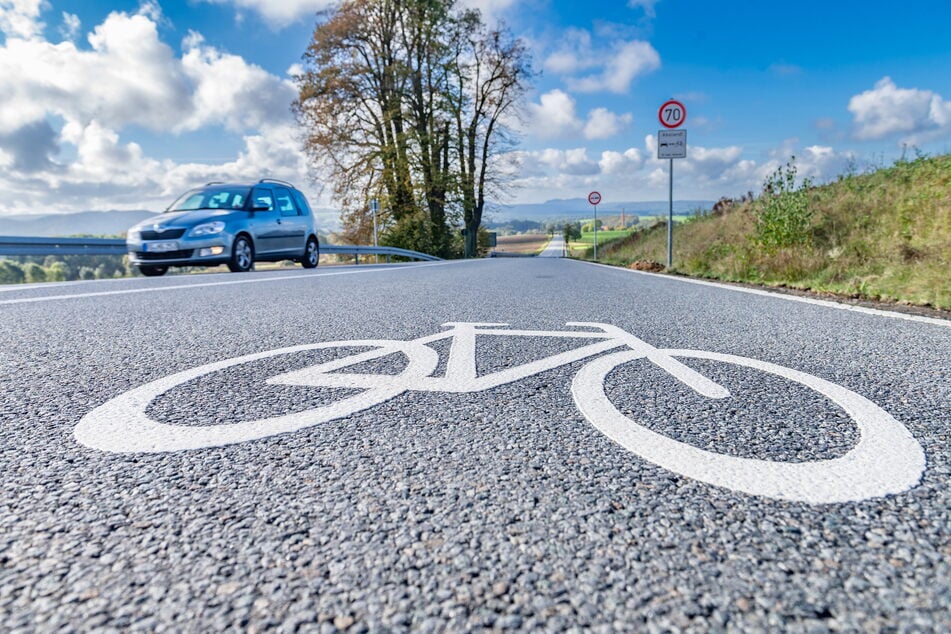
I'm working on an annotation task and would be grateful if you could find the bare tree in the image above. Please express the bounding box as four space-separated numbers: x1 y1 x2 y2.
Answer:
448 15 531 258
295 0 531 257
294 0 415 243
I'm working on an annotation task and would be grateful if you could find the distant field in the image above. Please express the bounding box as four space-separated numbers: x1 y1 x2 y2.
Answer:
495 233 552 255
568 229 636 255
573 229 634 245
567 218 693 255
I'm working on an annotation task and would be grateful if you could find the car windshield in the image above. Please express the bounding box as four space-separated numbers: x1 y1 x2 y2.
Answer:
167 187 250 212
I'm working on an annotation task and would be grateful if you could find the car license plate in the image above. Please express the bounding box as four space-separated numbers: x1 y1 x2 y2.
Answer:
145 241 178 253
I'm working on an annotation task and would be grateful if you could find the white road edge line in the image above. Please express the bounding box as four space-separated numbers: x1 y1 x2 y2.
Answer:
0 261 464 305
573 260 950 328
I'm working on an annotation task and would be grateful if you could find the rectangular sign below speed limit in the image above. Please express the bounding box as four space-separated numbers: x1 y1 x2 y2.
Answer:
657 129 687 159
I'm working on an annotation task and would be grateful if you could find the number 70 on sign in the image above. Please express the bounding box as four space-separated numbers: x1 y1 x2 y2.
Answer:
659 100 686 128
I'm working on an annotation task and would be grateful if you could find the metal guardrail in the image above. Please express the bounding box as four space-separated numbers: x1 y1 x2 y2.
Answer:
321 244 442 263
0 236 441 263
0 236 129 256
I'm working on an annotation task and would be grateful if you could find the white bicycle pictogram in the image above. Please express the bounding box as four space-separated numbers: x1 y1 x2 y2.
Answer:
75 322 925 503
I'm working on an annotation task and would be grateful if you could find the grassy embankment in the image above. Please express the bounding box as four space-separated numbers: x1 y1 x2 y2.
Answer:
587 155 950 310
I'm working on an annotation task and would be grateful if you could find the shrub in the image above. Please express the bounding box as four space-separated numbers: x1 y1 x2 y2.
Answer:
23 263 47 283
754 157 813 251
0 260 25 284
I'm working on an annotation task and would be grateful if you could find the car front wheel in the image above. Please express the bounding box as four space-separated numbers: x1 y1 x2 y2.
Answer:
228 235 254 272
301 237 319 269
138 265 168 277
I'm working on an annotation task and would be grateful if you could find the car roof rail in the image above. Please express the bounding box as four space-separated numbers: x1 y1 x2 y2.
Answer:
205 181 225 186
258 178 294 187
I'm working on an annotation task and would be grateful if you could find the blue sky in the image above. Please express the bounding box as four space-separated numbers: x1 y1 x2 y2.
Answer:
0 0 949 221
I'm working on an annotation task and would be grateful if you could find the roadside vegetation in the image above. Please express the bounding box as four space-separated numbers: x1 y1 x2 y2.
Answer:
0 254 133 284
585 154 950 310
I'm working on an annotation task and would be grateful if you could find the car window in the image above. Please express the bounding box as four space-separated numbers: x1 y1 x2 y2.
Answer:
206 190 245 209
168 187 249 211
171 192 205 211
252 188 274 211
291 190 312 216
275 187 298 217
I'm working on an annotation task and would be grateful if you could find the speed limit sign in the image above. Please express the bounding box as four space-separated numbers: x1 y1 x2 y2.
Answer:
659 100 686 129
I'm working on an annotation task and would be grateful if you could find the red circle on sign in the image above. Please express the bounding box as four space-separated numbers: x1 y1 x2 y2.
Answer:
658 100 686 129
588 191 602 206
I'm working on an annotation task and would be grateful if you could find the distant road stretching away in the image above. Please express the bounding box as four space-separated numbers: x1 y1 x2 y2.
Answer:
1 258 948 631
537 234 565 257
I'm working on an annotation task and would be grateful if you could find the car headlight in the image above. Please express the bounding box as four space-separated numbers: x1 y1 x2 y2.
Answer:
127 229 140 239
190 221 226 237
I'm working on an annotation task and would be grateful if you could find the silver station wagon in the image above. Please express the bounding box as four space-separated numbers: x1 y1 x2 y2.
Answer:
127 180 321 276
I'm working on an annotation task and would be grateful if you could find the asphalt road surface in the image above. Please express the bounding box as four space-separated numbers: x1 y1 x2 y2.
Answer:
537 236 565 258
2 259 948 632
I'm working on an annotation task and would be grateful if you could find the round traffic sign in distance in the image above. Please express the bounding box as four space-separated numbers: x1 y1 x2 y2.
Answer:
588 191 602 206
659 100 686 129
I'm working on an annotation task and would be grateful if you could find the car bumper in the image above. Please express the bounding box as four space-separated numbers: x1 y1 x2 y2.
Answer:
127 235 233 267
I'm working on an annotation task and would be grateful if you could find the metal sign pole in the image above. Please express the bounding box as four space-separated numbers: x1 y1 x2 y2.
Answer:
593 204 598 261
667 159 673 269
658 99 686 271
371 199 379 264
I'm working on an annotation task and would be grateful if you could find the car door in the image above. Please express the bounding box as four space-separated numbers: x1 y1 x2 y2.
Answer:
274 186 309 255
247 187 282 257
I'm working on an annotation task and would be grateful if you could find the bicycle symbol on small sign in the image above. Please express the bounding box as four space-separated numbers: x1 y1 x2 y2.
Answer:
75 322 925 504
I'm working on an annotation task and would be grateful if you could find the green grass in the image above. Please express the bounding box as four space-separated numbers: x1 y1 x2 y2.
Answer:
575 230 634 244
584 154 951 310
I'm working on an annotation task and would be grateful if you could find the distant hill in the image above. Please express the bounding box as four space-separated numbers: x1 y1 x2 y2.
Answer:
0 210 158 237
0 200 711 238
489 199 715 222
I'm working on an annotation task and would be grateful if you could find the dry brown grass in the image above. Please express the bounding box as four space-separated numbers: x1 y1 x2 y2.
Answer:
495 234 552 255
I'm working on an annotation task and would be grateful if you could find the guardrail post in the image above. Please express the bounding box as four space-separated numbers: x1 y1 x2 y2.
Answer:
354 254 359 265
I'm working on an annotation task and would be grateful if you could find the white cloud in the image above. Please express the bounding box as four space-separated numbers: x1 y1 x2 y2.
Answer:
526 90 633 141
544 26 661 95
627 0 660 18
58 11 79 41
200 0 518 29
543 28 595 75
0 12 191 133
527 90 583 139
181 37 298 132
0 7 293 135
458 0 518 24
583 108 632 140
0 6 315 215
530 148 599 176
198 0 335 28
137 0 164 22
0 119 58 172
848 77 951 142
599 148 643 175
505 136 859 205
0 0 46 39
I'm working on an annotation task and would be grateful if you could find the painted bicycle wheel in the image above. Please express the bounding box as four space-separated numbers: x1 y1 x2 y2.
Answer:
74 339 439 453
571 349 925 503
